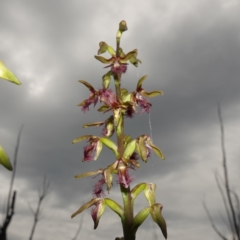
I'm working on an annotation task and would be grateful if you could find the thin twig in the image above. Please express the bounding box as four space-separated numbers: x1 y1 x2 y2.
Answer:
218 103 239 239
6 125 23 215
71 211 84 240
202 201 228 240
28 202 35 216
231 190 240 237
215 171 235 235
28 176 50 240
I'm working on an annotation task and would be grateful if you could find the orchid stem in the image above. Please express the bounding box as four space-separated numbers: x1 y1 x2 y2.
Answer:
114 38 134 240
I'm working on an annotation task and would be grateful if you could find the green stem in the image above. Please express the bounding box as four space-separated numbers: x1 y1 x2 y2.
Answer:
115 39 134 240
115 41 124 157
121 185 135 240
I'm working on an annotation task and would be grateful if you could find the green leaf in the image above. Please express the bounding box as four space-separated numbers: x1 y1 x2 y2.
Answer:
123 139 136 159
105 198 124 219
0 61 21 85
0 145 13 171
72 135 93 144
131 183 146 201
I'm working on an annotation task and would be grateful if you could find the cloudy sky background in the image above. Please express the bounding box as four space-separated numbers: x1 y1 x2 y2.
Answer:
1 0 240 240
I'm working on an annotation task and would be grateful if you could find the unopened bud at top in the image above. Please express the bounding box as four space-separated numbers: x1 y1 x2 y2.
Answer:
119 20 128 32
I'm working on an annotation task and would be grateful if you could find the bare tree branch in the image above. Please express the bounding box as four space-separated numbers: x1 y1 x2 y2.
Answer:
219 211 231 234
218 103 239 239
28 176 50 240
1 197 6 224
215 171 235 235
0 191 17 240
28 202 35 216
6 125 23 215
231 191 240 237
202 201 228 240
0 126 23 240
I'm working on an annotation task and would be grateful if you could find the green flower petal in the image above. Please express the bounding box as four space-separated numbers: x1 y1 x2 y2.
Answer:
74 169 103 179
105 198 124 219
131 183 146 201
78 80 95 92
123 139 136 159
0 145 13 171
94 55 113 64
141 90 164 98
72 135 93 144
0 61 21 85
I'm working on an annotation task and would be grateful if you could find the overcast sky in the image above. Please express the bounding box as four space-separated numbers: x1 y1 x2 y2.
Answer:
1 1 240 240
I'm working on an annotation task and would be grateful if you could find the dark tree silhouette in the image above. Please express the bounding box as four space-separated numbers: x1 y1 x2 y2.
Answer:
0 126 23 240
203 104 240 240
28 176 50 240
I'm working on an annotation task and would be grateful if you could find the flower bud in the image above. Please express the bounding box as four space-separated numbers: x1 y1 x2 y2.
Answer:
119 20 128 32
116 20 127 43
